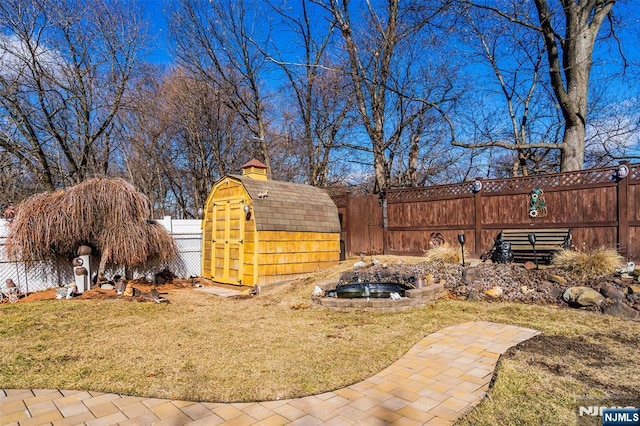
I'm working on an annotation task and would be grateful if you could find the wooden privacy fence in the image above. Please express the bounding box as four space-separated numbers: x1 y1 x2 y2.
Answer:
333 162 640 262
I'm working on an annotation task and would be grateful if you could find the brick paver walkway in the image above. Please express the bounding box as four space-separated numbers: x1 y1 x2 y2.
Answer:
1 321 538 425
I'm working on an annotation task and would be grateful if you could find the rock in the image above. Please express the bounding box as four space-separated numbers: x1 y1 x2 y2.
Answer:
523 261 536 270
454 285 469 296
603 302 640 321
124 282 135 297
563 286 605 307
613 277 633 286
520 285 535 295
616 261 635 275
462 267 482 286
550 287 564 300
467 289 483 301
628 285 640 295
100 283 114 290
599 283 625 301
485 286 503 299
537 281 551 291
546 274 567 285
353 260 367 270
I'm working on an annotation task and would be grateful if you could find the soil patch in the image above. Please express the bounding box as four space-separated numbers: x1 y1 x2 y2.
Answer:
17 277 213 303
506 333 640 398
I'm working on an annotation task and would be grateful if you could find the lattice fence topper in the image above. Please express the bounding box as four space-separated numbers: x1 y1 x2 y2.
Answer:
529 189 547 218
385 183 470 202
482 166 617 193
331 193 349 208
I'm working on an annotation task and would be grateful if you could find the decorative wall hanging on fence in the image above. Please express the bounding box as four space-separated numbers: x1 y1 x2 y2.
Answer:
529 188 547 218
428 232 445 248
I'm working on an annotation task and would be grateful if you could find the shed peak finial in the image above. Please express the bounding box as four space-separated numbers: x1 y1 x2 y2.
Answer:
242 159 267 169
241 159 268 180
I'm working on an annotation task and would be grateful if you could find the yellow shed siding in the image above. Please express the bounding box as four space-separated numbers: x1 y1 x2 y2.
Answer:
203 175 341 286
255 230 340 285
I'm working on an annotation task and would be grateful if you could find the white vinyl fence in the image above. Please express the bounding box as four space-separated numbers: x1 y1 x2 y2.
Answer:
0 217 202 295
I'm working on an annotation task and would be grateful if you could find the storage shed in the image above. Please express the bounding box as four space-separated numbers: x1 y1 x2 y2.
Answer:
201 160 341 286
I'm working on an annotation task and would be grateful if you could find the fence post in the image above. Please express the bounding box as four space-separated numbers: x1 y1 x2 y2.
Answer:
380 190 388 255
162 215 173 234
617 162 629 258
345 194 351 258
474 178 484 256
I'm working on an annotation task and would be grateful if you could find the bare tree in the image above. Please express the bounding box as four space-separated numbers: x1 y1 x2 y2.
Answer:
122 67 249 218
0 0 146 190
312 0 454 191
453 5 561 176
455 0 617 172
169 0 274 176
267 0 354 187
0 152 40 207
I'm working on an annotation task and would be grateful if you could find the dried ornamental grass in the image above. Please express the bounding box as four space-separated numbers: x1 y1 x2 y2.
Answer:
6 177 177 269
551 247 624 277
424 243 462 265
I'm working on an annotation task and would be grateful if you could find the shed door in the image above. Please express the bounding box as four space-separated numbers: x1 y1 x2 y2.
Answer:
211 198 246 285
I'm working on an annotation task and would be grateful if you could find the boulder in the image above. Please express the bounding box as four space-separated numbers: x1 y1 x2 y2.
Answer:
485 286 503 299
462 267 482 286
603 302 640 321
467 289 483 301
563 286 605 307
546 274 567 285
551 287 564 300
599 283 625 301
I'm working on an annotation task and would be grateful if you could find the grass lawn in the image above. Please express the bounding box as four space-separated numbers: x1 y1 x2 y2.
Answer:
1 257 639 425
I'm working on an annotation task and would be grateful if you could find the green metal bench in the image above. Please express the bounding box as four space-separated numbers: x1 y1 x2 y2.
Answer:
498 228 572 264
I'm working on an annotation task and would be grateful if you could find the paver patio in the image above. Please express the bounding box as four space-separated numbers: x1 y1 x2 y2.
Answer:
1 321 539 425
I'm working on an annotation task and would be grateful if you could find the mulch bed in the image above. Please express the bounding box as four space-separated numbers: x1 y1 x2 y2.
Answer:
16 277 206 303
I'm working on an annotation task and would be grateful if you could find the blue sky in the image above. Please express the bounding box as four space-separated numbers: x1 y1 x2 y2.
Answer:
142 0 172 64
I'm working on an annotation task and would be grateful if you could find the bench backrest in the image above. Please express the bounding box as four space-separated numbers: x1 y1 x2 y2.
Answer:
499 229 572 250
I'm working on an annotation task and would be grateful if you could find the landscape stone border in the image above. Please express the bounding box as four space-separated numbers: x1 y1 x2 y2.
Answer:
315 281 446 311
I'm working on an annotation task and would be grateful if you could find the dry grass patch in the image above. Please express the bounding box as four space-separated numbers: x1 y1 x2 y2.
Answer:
460 304 640 425
424 244 462 265
1 256 638 425
552 247 624 278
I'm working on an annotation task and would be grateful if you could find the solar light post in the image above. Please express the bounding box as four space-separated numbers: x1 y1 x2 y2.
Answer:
528 233 538 269
458 233 466 266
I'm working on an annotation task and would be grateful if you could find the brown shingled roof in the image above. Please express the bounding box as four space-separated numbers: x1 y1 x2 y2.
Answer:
230 175 340 234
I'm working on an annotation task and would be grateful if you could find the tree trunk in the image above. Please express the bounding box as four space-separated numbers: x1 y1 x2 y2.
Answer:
97 248 110 284
560 124 585 172
373 142 390 191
